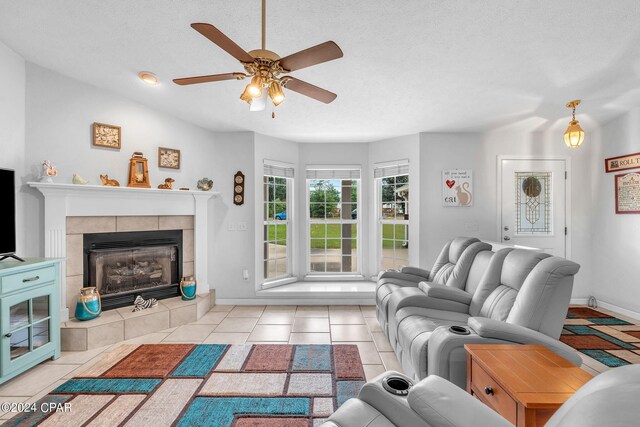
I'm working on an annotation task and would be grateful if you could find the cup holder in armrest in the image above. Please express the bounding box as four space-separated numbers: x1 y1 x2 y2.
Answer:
449 325 470 335
382 375 413 396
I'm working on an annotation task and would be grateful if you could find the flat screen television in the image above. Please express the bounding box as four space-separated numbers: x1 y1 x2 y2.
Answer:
0 168 23 262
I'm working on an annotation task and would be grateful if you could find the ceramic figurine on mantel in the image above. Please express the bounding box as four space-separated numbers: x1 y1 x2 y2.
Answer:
40 160 58 183
100 174 120 186
72 174 89 185
158 177 175 190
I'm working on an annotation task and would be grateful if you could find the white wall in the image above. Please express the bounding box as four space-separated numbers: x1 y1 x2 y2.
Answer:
368 134 421 271
23 63 220 256
591 108 640 314
0 41 26 255
419 130 595 299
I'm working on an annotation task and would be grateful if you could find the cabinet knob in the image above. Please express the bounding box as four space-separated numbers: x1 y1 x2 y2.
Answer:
484 386 494 396
4 333 12 338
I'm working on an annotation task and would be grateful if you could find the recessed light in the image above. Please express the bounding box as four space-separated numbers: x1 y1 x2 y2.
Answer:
138 71 160 86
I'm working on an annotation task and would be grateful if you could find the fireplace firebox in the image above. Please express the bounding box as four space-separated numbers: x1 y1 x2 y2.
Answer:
83 230 183 310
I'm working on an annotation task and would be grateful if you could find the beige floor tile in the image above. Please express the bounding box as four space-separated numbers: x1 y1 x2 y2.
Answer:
193 311 228 325
329 311 366 325
202 332 249 344
379 352 402 372
364 317 383 332
160 327 179 333
48 345 110 365
292 318 330 333
214 317 259 333
329 305 361 311
363 364 387 381
330 325 372 342
0 363 77 397
163 324 218 342
360 306 377 318
211 305 235 312
258 312 295 325
247 325 292 342
371 332 393 352
226 306 265 318
245 341 288 345
264 305 297 313
289 333 331 344
295 307 329 318
120 332 170 346
340 341 382 365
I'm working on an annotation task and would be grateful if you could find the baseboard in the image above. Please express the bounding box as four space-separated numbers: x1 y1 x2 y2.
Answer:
216 298 374 306
596 300 640 322
570 298 589 305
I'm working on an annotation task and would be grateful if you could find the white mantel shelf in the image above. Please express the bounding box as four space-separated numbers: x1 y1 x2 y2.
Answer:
29 181 219 322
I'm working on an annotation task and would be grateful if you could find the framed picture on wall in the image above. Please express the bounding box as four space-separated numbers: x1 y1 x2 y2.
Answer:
92 122 121 149
615 172 640 214
605 152 640 173
158 147 181 169
442 169 473 207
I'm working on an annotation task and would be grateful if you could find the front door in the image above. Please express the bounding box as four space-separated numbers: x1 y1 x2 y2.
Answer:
500 158 566 256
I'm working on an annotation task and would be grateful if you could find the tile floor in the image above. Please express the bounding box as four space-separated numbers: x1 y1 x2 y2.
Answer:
0 304 628 422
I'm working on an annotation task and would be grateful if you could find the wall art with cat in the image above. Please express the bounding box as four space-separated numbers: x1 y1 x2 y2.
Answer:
442 169 473 207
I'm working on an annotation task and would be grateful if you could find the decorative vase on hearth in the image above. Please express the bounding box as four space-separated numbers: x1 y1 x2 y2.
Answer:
180 276 197 301
75 287 102 321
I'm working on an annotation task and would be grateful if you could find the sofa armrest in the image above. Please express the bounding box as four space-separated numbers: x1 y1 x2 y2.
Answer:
418 282 472 305
407 375 513 427
377 271 428 284
468 317 583 366
400 266 431 278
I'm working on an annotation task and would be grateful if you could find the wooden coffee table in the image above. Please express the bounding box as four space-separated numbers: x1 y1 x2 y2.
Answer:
464 344 592 427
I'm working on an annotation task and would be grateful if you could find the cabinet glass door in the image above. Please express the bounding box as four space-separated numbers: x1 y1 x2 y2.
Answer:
6 295 52 360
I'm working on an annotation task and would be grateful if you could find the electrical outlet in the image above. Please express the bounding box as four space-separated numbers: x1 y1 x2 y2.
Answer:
227 223 236 231
238 221 248 231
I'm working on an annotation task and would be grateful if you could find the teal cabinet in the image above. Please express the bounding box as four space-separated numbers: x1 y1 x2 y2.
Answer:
0 258 61 385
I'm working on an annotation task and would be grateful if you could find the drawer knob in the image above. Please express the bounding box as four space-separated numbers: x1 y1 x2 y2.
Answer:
22 276 40 283
484 386 494 396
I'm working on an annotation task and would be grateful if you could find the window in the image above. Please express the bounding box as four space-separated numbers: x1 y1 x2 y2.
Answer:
263 163 294 281
306 167 360 274
375 162 409 270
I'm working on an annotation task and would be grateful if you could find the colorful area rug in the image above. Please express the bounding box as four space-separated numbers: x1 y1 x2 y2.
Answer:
562 307 640 367
6 344 365 427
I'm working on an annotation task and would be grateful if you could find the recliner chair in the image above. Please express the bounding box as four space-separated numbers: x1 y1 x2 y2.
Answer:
391 249 581 386
320 365 640 427
376 237 484 336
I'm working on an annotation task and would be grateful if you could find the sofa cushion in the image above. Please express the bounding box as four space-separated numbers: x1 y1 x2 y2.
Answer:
323 398 395 427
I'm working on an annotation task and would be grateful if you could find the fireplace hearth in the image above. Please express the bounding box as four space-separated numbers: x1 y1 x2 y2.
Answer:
84 230 182 310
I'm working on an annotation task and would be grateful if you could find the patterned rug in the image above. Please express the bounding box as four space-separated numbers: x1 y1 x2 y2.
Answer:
6 344 365 427
562 307 640 367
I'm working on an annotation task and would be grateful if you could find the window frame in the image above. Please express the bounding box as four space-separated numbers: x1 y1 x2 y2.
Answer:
262 174 293 286
376 171 410 272
305 170 362 278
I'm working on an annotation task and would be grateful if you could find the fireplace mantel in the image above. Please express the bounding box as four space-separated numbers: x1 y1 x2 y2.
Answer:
29 182 219 321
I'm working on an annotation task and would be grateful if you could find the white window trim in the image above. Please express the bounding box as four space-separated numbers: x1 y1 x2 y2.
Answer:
262 168 294 287
375 168 410 272
304 169 363 279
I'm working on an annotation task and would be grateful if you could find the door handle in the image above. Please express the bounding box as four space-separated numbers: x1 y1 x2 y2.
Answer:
503 226 509 231
503 236 511 241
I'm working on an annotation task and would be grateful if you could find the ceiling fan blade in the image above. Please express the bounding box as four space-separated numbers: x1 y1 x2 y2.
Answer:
279 41 343 72
191 23 255 63
282 77 337 104
173 73 245 86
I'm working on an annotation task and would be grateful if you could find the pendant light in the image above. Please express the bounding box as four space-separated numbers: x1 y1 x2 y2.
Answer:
564 100 585 148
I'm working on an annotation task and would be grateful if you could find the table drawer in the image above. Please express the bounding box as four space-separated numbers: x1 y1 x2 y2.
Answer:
1 266 56 294
472 360 517 425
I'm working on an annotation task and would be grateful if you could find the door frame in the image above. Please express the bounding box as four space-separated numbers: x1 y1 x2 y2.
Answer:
496 155 571 259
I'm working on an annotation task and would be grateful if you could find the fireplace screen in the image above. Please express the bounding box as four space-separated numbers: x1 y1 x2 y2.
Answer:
88 246 178 295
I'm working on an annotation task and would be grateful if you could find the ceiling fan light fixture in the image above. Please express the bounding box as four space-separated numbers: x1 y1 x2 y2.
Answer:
138 71 160 86
268 81 285 106
247 75 263 97
249 90 267 111
564 100 585 148
240 86 253 104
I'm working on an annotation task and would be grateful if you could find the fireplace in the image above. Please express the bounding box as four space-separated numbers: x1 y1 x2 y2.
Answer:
83 230 183 310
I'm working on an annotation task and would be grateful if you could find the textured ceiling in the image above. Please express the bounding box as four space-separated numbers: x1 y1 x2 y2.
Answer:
1 0 640 142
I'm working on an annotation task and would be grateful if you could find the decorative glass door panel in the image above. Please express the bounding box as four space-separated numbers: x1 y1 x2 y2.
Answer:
4 292 53 362
515 172 552 235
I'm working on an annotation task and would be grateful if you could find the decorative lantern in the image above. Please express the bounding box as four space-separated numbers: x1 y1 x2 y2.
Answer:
127 152 150 188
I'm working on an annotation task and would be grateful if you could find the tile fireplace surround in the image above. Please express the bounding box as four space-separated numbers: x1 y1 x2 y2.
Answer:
29 182 219 322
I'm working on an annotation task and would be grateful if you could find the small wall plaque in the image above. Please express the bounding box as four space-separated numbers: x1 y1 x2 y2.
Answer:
605 152 640 173
158 147 181 169
93 122 121 149
615 172 640 214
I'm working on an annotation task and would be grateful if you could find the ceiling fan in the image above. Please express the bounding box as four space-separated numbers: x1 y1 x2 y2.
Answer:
173 0 343 112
